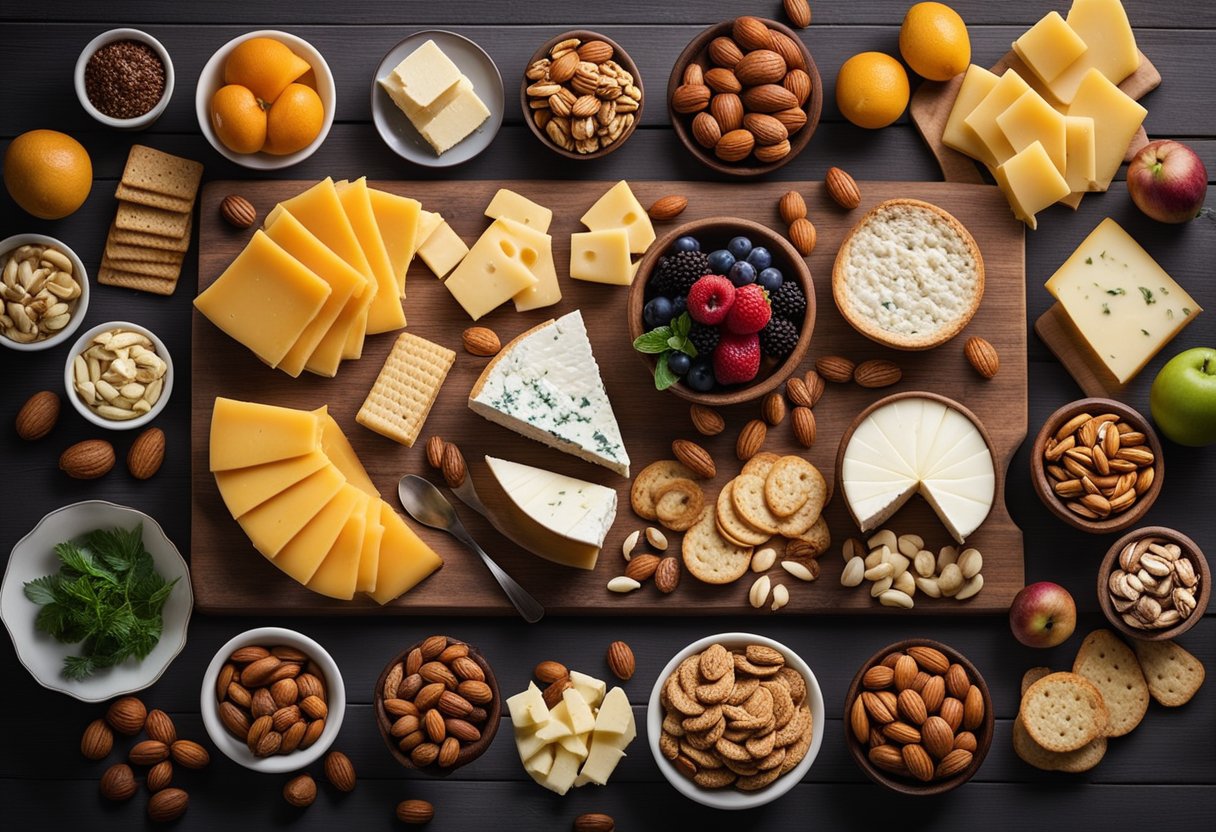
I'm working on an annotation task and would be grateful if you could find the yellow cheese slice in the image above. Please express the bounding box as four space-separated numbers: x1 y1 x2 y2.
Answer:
1063 115 1098 193
963 69 1031 167
417 221 468 279
499 218 561 312
317 410 380 497
996 88 1067 175
1046 0 1140 105
272 178 374 280
336 177 406 333
213 451 329 518
194 230 332 368
306 491 370 600
580 180 655 254
302 287 374 376
444 229 538 320
368 187 421 298
209 398 322 471
237 465 346 558
993 140 1071 230
366 501 443 604
273 484 364 584
355 497 384 594
942 65 1001 167
1013 11 1088 85
1066 68 1147 191
569 228 634 285
264 211 365 377
415 210 444 247
485 189 553 233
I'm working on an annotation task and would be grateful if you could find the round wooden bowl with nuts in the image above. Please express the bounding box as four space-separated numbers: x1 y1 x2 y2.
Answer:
521 31 643 160
1097 526 1209 642
373 635 501 775
667 17 822 177
1030 398 1164 534
843 639 994 796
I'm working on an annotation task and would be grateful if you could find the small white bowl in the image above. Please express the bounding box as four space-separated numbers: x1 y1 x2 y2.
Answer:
75 28 175 130
200 627 346 773
0 501 192 702
647 632 825 810
63 320 173 431
0 234 90 353
195 29 336 169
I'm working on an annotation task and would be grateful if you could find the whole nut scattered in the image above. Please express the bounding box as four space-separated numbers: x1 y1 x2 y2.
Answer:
854 359 902 388
825 166 862 209
779 190 807 224
82 718 114 760
1108 534 1203 630
127 426 165 479
219 194 257 229
442 441 467 488
397 799 435 825
170 739 210 769
527 36 640 154
146 760 173 792
60 438 115 479
324 750 356 791
672 438 716 479
815 355 855 383
0 243 81 344
964 336 1000 379
654 556 681 593
535 660 569 684
1042 411 1156 521
70 327 167 421
215 643 326 758
462 326 500 357
147 787 188 823
784 0 812 28
107 696 147 735
283 773 316 807
574 813 616 832
689 404 725 436
788 217 816 255
606 640 635 680
648 195 688 220
762 390 787 425
736 419 767 460
145 709 176 745
425 435 447 469
791 406 816 447
99 762 137 801
15 390 59 440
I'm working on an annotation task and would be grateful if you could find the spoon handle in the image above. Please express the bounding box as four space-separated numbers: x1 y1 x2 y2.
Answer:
449 521 545 623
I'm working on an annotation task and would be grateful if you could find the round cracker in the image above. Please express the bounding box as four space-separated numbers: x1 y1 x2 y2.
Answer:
1020 672 1109 753
715 481 771 546
654 477 705 531
741 451 781 479
631 459 695 520
1012 715 1107 773
765 456 826 518
682 506 753 585
775 477 827 537
732 474 781 534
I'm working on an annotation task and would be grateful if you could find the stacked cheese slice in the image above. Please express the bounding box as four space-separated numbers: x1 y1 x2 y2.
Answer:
841 396 995 543
377 39 491 156
508 675 636 795
209 398 442 603
942 0 1146 228
196 177 443 377
570 180 655 286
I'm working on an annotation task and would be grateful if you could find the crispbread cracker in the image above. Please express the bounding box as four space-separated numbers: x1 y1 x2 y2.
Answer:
104 241 185 264
630 459 695 520
732 474 781 535
356 332 455 447
715 481 770 546
1072 629 1148 737
681 507 753 585
121 145 204 199
1021 666 1053 696
97 267 178 296
101 256 181 279
789 515 830 556
115 201 190 238
1132 639 1206 707
1020 672 1109 752
1012 715 1107 773
741 451 780 479
764 456 822 517
654 478 704 532
114 183 195 213
109 219 191 251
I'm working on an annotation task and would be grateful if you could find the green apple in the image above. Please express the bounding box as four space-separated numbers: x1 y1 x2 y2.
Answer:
1150 347 1216 446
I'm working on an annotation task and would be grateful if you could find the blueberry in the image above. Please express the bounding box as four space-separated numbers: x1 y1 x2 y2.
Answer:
672 235 701 253
746 246 772 270
728 260 757 287
757 267 784 292
727 236 753 260
643 296 674 329
707 249 735 274
687 358 716 391
666 351 691 376
672 296 688 318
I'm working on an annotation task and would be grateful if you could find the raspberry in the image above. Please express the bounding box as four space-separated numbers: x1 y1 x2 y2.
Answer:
713 333 761 385
759 317 798 360
686 274 736 326
723 284 771 334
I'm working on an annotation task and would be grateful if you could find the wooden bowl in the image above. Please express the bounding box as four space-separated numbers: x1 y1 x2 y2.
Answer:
667 19 822 177
1097 526 1209 642
844 639 994 796
1030 398 1164 534
627 217 816 406
372 636 501 775
521 30 642 160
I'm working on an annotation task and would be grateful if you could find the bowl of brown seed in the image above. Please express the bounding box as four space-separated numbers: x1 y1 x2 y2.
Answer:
75 28 174 130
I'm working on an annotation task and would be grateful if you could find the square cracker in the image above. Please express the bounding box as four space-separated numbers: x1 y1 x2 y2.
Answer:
101 256 182 280
98 266 177 296
356 332 455 447
115 183 194 213
121 145 203 199
115 201 190 239
1132 639 1206 707
1072 629 1148 737
109 218 192 252
105 241 185 264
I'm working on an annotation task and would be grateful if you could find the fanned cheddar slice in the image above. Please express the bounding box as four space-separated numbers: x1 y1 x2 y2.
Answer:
274 485 364 584
355 498 385 594
213 451 329 518
367 187 421 298
367 501 442 604
307 491 370 600
317 410 380 497
336 177 405 333
237 465 346 558
209 398 322 471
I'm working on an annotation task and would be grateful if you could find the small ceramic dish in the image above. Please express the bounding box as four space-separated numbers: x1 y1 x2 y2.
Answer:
75 28 175 129
0 234 90 352
1097 526 1209 641
63 320 173 431
0 501 192 702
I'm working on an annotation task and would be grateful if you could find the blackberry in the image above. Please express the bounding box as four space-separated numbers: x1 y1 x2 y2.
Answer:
759 317 798 360
771 280 807 321
688 322 721 357
652 250 710 297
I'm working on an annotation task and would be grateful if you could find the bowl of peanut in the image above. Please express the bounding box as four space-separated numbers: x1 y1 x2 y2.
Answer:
0 234 89 352
63 321 173 431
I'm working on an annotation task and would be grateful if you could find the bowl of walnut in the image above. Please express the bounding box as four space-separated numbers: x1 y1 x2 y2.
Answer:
522 31 643 159
668 16 821 176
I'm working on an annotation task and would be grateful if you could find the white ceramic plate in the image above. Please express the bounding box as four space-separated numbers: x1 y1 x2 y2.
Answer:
370 30 504 167
0 501 192 702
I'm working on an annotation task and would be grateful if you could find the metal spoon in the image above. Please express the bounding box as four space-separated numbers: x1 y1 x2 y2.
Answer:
398 475 544 623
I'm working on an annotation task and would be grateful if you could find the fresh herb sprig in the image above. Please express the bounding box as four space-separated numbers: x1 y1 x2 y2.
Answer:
23 524 178 680
632 312 698 390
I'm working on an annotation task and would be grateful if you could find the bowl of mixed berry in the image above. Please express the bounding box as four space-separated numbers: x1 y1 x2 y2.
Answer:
628 217 815 405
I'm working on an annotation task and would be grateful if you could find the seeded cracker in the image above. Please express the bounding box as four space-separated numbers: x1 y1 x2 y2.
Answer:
357 332 456 447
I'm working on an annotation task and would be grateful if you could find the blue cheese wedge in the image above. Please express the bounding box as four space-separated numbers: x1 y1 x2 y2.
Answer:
468 311 630 476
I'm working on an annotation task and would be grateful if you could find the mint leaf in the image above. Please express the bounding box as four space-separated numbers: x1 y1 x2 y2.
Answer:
633 326 674 354
654 352 679 390
672 312 692 339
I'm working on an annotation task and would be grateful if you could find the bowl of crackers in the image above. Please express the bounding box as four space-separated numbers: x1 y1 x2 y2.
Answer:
647 633 823 809
843 639 993 795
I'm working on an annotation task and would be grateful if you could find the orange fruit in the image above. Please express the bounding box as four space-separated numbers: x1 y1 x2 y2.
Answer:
900 2 971 81
835 52 910 130
210 84 268 154
223 37 311 104
264 83 324 156
3 129 92 219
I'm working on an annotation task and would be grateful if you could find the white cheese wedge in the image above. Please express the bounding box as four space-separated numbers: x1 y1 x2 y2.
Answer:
541 746 582 795
514 725 548 761
562 688 597 735
557 731 589 757
592 687 635 740
534 700 574 742
574 743 626 787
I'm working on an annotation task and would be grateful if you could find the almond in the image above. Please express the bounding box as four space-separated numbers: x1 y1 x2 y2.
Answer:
704 67 742 94
754 140 791 164
785 376 813 407
655 556 681 593
815 355 855 383
689 404 725 436
241 655 282 688
803 369 825 405
784 0 812 28
100 762 137 801
397 800 435 825
451 655 484 682
298 672 326 701
850 696 871 742
868 744 905 773
743 112 788 146
736 419 767 460
762 391 787 425
324 751 356 792
542 676 573 709
577 40 613 64
768 31 807 71
575 814 616 832
15 390 59 440
424 708 446 742
230 645 270 664
445 717 482 742
220 194 256 228
921 674 946 714
283 773 316 807
773 106 808 134
683 63 704 86
902 743 935 781
147 787 188 822
778 191 807 224
862 665 894 690
735 49 786 86
606 640 636 681
82 718 114 760
270 678 299 708
788 217 816 255
672 438 715 479
854 359 902 388
144 709 176 745
457 679 493 705
60 438 115 479
907 645 950 675
549 50 579 84
742 84 798 113
935 747 973 779
218 702 250 740
733 16 773 51
625 553 661 582
922 716 955 759
424 436 446 470
410 742 440 767
783 69 812 106
964 336 1000 379
953 731 978 752
672 83 710 114
894 654 918 691
648 195 688 221
691 112 722 149
107 696 146 735
126 426 165 479
861 691 895 723
462 326 500 356
130 740 169 766
710 93 744 132
438 735 460 767
945 663 971 699
939 697 964 731
825 166 862 209
534 660 568 684
897 689 928 725
708 37 744 68
437 690 473 717
301 718 325 749
963 685 985 730
169 739 209 769
883 721 921 745
442 442 467 488
420 660 459 689
300 695 328 720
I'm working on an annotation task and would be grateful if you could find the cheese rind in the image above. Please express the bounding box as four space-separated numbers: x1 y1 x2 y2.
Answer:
1013 11 1089 85
569 229 634 285
943 65 1002 167
209 398 322 471
580 180 655 254
1065 68 1147 191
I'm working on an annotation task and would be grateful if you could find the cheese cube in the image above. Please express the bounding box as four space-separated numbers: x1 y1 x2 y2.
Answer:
963 69 1031 167
388 39 463 108
580 180 655 254
541 746 582 795
1045 218 1201 383
381 76 473 129
996 89 1067 174
570 229 633 285
556 731 589 757
514 726 549 762
569 671 606 710
1066 68 1147 191
1063 116 1097 192
1045 0 1140 105
506 682 549 727
485 189 553 233
942 65 1001 167
993 141 1070 230
416 221 467 279
419 84 491 155
523 746 555 778
591 687 635 739
1013 11 1088 84
574 742 626 787
443 236 537 319
562 688 596 735
534 701 574 742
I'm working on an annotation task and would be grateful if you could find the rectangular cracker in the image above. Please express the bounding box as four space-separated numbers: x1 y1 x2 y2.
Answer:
115 201 190 239
104 241 186 264
1132 639 1206 707
121 144 203 199
108 218 192 252
101 256 182 279
98 266 178 296
115 183 195 213
356 332 455 447
1072 629 1148 737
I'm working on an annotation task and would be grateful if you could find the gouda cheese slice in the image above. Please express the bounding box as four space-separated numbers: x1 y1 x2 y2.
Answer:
209 398 322 471
366 501 443 604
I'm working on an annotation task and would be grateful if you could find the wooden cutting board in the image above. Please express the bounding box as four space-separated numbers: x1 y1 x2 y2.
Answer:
191 179 1025 616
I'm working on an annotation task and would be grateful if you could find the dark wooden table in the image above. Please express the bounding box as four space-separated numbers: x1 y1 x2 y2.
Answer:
2 2 1213 828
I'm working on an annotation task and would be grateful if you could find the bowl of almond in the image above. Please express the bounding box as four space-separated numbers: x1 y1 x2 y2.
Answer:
843 639 993 795
1098 526 1208 641
667 16 821 176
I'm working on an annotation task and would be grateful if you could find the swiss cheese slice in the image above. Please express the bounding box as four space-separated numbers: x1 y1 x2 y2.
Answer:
443 226 538 320
209 398 322 471
237 465 346 558
305 490 370 599
366 501 443 604
335 177 406 333
213 451 329 518
273 484 363 583
498 217 561 312
570 228 634 286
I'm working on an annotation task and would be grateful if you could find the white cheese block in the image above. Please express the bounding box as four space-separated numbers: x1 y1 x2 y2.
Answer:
485 188 553 233
468 310 630 476
592 687 635 740
574 743 626 787
557 731 589 757
562 688 597 734
506 681 549 727
580 180 655 254
534 700 574 742
541 746 582 795
514 725 548 761
524 745 555 777
569 670 607 710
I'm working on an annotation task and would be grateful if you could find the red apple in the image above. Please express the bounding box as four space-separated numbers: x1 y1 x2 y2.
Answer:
1127 140 1208 223
1009 582 1076 648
